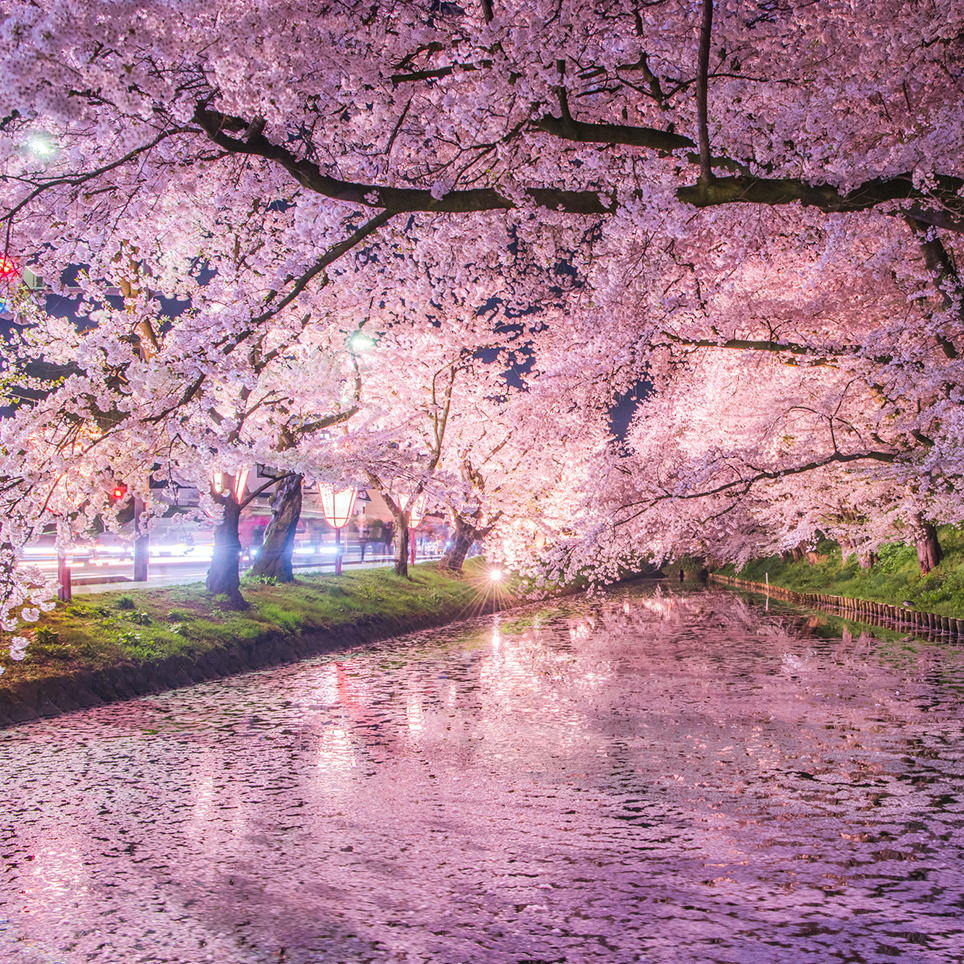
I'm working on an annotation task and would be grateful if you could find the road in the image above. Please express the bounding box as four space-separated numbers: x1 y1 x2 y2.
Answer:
28 544 442 594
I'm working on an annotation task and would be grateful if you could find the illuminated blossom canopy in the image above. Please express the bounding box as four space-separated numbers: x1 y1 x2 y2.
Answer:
0 0 962 624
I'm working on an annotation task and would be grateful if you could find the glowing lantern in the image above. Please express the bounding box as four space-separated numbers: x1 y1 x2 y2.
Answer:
0 255 17 282
405 491 428 529
318 484 357 575
318 484 358 529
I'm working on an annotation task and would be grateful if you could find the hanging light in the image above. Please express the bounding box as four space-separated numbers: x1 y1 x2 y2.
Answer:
318 484 357 576
318 484 358 529
0 254 18 282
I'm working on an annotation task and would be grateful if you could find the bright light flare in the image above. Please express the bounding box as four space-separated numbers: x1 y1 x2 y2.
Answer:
452 561 516 623
350 332 375 353
28 137 54 156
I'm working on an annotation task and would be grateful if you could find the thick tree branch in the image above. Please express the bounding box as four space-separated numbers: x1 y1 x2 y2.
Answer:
616 448 900 524
532 114 694 154
904 215 962 358
194 104 612 216
195 104 964 230
675 173 964 228
659 333 896 367
696 0 714 183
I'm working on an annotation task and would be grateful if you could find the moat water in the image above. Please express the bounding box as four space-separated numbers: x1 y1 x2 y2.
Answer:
3 585 964 963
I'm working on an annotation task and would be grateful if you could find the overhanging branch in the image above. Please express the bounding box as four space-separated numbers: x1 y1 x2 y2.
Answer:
615 448 901 526
194 103 964 230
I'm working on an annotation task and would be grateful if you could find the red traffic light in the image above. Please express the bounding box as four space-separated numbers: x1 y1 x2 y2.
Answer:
109 484 128 504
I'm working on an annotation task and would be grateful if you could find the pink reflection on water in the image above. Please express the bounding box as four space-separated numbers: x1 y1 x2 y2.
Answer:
2 587 964 962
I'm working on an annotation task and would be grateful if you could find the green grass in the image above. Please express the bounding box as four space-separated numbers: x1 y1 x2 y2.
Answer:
717 525 964 617
0 558 522 687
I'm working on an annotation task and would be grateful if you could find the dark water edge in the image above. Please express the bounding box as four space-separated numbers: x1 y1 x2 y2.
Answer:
3 584 964 964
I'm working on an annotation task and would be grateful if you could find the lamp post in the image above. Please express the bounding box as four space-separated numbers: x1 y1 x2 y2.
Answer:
318 484 357 575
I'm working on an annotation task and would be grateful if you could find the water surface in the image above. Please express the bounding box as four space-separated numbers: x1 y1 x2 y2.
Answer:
3 586 964 963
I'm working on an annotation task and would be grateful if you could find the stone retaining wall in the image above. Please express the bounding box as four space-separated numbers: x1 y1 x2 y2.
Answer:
710 573 964 639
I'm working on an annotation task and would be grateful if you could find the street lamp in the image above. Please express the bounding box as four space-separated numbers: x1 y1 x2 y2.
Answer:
318 483 357 575
349 331 375 353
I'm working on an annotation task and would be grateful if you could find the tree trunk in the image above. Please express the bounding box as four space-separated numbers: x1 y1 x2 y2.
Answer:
442 509 488 572
913 514 943 575
393 517 409 578
441 515 478 573
206 494 247 608
250 473 303 582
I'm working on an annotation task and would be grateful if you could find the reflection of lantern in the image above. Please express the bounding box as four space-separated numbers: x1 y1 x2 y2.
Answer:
319 484 357 575
213 468 250 501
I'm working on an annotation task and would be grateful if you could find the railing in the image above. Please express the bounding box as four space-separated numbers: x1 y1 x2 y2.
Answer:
710 573 964 639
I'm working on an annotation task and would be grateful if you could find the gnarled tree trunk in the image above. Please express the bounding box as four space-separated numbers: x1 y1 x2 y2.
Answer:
913 514 943 575
442 513 480 573
250 473 303 582
206 493 247 608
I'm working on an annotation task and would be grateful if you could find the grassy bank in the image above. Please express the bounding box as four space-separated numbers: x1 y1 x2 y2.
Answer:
0 559 521 689
718 525 964 617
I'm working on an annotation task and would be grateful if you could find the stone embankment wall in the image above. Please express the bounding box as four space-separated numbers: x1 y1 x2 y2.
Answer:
711 573 964 638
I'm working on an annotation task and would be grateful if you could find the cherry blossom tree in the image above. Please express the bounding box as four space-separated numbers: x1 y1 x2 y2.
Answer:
0 0 962 642
0 235 384 608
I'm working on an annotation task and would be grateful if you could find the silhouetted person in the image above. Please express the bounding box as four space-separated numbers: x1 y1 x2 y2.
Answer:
679 567 685 583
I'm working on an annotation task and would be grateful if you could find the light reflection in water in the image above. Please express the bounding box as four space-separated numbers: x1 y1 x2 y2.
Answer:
316 726 358 772
2 585 964 963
